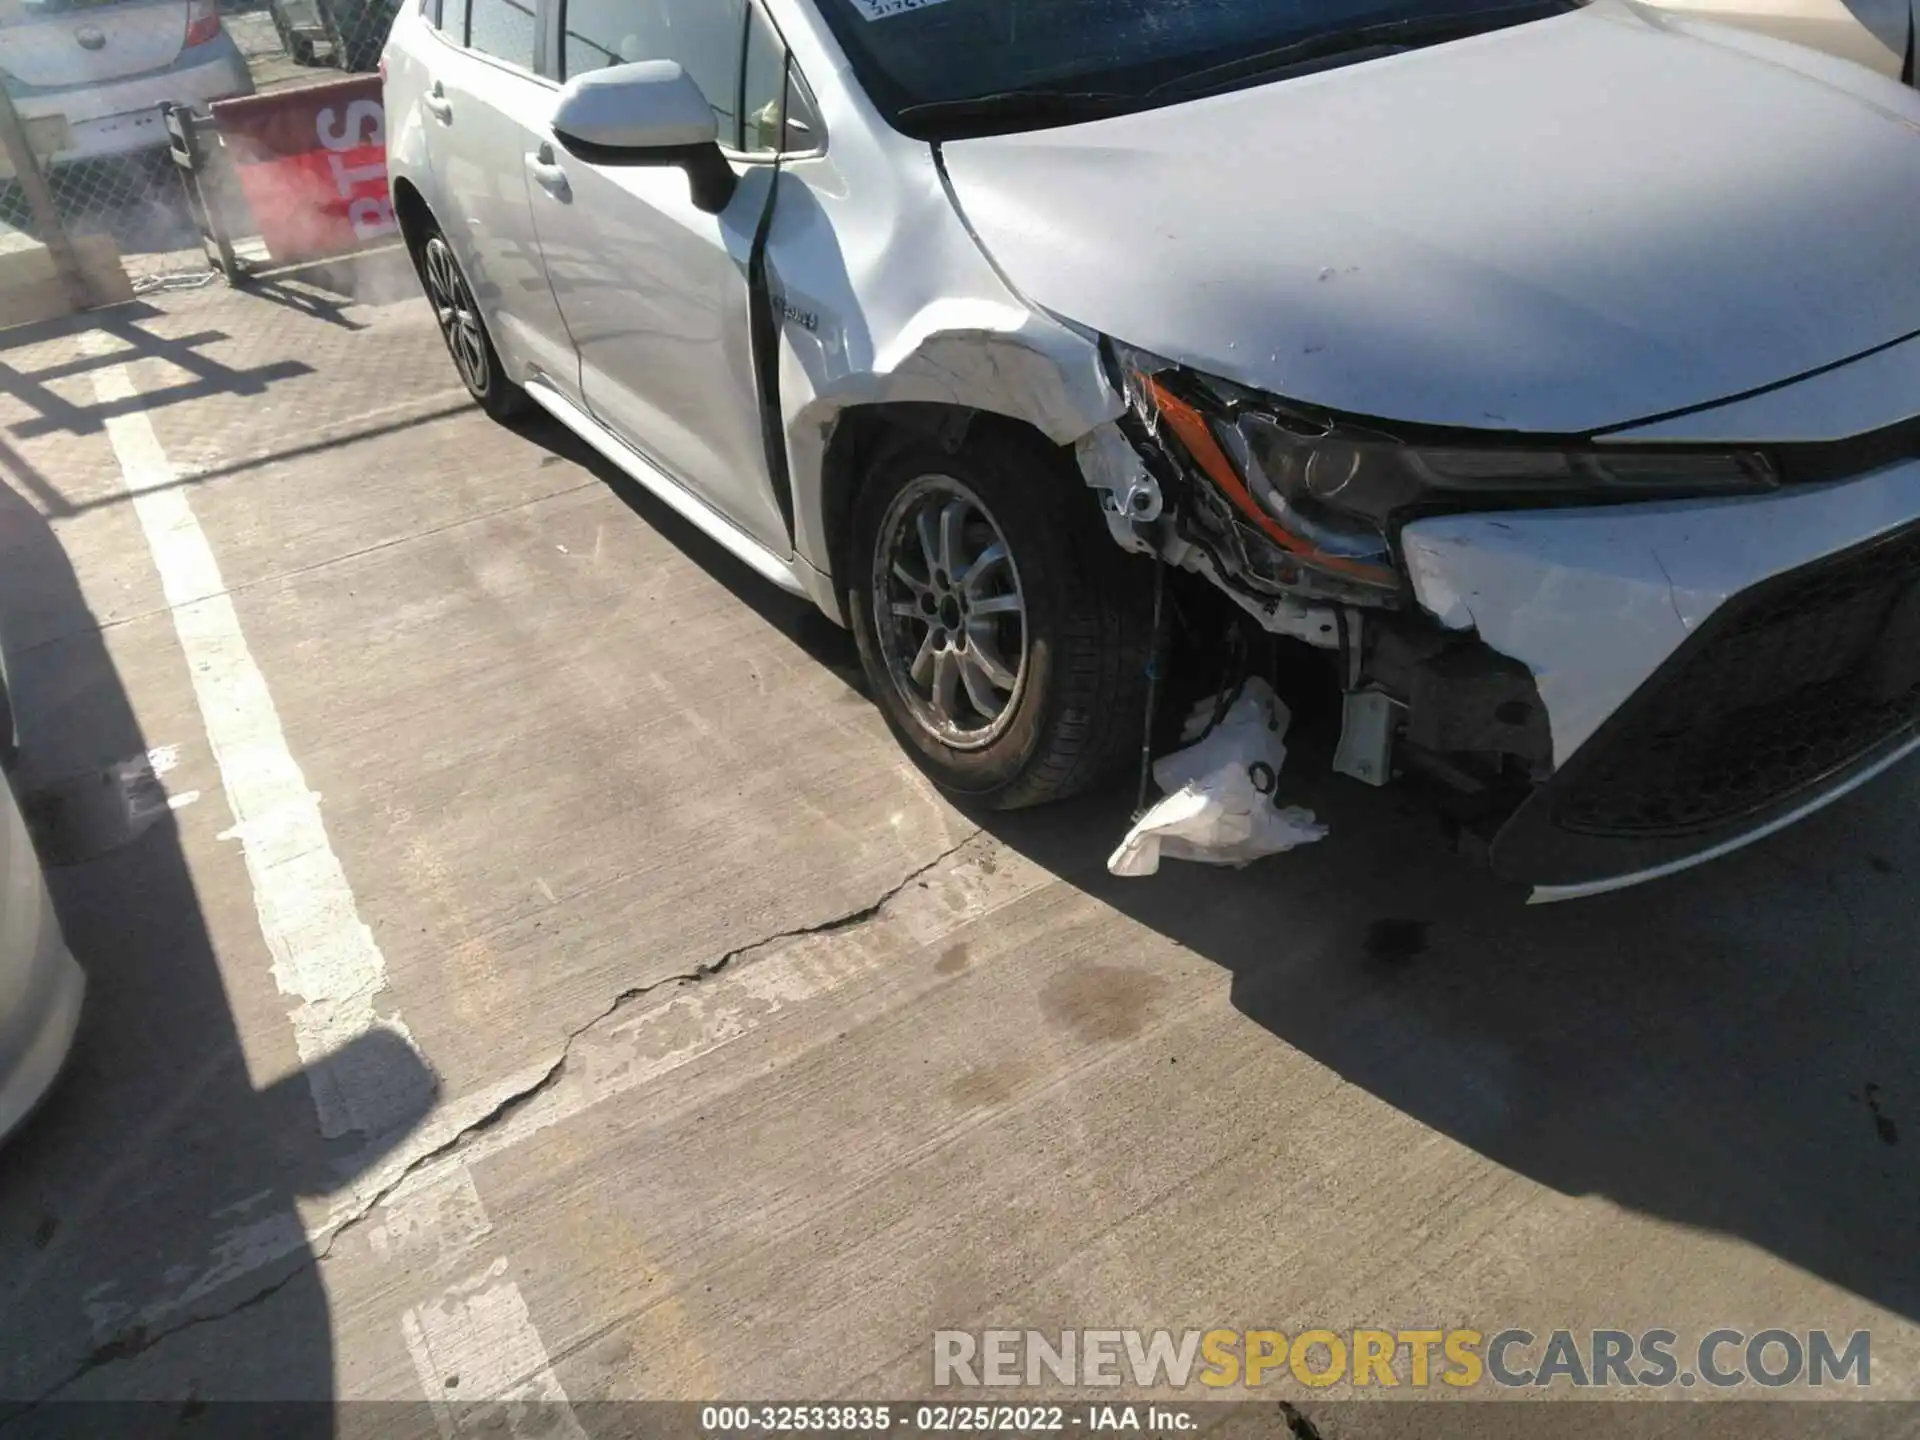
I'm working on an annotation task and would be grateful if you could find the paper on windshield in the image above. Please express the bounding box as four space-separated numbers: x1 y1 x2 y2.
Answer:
846 0 954 19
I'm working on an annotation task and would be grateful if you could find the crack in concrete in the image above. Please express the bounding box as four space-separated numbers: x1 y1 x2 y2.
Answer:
0 1258 309 1426
322 829 981 1243
1277 1401 1326 1440
0 833 980 1426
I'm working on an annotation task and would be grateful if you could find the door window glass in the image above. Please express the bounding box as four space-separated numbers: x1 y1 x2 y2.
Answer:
468 0 536 65
438 0 467 40
783 58 824 151
741 4 785 155
561 0 745 146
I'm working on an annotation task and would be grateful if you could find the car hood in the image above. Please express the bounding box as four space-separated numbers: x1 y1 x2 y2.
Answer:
939 1 1920 434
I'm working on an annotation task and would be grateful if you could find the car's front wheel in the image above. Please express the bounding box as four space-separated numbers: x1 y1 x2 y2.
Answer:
415 224 527 422
848 425 1153 809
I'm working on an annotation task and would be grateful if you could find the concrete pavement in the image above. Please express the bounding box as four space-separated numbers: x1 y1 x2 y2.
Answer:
0 253 1915 1438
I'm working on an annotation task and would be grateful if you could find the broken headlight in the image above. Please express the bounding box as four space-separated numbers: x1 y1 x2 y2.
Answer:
1111 342 1777 602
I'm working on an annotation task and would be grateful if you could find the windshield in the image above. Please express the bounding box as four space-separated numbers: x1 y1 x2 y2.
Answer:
811 0 1576 136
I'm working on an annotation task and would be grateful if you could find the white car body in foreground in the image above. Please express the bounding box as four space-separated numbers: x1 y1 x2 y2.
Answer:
383 0 1920 900
0 741 84 1142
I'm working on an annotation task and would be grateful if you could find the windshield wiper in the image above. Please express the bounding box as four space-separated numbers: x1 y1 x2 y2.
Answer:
895 89 1144 129
1146 2 1570 97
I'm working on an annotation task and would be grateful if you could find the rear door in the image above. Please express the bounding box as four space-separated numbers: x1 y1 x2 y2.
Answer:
527 0 789 551
412 0 577 393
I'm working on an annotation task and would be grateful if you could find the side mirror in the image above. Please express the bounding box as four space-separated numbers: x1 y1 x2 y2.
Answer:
550 60 737 215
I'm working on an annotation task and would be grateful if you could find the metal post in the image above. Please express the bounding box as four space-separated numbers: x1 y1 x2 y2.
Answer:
164 103 241 282
1132 557 1166 820
0 85 89 312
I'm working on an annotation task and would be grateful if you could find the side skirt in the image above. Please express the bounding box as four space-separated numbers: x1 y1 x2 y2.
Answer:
521 377 808 599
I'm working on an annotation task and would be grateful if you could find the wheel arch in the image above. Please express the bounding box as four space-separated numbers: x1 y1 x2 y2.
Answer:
786 324 1124 624
811 401 1106 625
390 174 432 261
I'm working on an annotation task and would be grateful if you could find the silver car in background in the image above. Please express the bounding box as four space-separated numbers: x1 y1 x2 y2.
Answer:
0 0 251 168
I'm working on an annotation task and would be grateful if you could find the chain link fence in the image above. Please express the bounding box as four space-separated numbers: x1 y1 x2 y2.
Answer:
0 0 395 319
257 0 399 74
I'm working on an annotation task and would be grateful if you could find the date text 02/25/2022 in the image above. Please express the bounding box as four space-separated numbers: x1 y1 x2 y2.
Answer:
698 1404 1196 1433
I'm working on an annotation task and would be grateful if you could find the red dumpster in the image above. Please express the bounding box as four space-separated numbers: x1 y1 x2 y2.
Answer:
211 76 398 267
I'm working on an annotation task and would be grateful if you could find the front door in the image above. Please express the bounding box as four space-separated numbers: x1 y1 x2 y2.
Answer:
527 0 789 553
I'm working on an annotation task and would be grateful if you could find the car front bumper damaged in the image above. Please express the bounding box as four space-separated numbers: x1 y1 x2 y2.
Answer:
1082 385 1920 900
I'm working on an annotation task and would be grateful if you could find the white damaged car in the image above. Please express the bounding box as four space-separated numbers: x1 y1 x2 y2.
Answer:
384 0 1920 899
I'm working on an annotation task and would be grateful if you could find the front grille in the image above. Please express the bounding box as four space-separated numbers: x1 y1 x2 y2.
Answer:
1554 524 1920 837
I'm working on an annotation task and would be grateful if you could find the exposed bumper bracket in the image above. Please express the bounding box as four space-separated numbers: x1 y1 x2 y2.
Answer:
1333 688 1401 787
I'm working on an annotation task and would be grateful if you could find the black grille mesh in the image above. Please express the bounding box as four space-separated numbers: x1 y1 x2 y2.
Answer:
1555 525 1920 836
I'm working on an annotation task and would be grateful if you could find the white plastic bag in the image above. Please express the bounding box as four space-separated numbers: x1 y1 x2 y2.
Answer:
1107 677 1328 877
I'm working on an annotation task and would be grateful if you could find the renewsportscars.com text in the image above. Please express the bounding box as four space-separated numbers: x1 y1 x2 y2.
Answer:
932 1327 1871 1390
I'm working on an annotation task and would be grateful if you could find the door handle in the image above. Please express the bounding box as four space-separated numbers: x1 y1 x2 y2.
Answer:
424 82 452 121
526 144 569 199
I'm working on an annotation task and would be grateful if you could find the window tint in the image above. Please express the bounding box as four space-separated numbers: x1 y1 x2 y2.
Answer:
467 0 536 65
439 0 467 41
741 5 785 156
562 0 745 146
809 0 1575 134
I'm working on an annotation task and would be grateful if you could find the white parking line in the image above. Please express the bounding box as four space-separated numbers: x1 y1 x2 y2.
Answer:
403 1259 591 1440
82 333 578 1424
84 334 418 1140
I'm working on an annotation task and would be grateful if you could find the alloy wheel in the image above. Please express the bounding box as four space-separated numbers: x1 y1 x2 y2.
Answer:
872 475 1029 749
423 237 490 399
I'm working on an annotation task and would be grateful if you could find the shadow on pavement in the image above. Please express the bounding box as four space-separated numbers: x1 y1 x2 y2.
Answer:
975 731 1920 1325
239 246 429 330
531 419 1920 1329
0 385 433 1431
0 301 311 455
512 409 868 698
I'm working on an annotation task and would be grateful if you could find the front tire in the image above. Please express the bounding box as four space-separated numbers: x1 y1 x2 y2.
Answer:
415 224 527 422
848 425 1153 809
